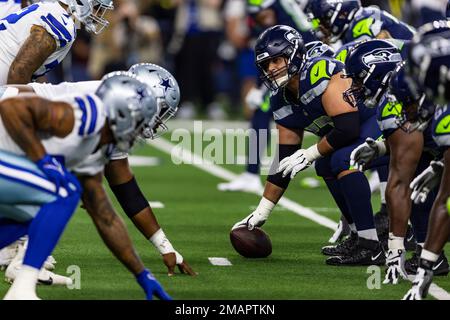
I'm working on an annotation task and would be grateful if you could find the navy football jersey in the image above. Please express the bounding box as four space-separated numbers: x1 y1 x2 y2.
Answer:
343 6 415 44
271 56 375 136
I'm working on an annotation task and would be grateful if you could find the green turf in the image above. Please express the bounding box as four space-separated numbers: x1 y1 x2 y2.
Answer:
1 133 449 300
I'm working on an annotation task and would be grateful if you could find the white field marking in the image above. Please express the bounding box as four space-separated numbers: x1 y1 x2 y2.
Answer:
148 201 164 209
146 137 450 300
208 257 233 266
428 284 450 300
308 207 341 213
128 156 161 166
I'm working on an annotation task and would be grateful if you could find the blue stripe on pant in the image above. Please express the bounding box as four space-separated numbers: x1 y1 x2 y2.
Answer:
0 150 57 220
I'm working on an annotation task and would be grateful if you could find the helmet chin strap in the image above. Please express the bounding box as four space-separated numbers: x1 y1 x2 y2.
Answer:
275 74 290 87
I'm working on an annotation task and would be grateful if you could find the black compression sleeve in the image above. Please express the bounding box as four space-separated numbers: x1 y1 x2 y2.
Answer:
326 112 360 150
110 176 149 218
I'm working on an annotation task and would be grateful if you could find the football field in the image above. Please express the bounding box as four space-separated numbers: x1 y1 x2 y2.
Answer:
1 124 450 300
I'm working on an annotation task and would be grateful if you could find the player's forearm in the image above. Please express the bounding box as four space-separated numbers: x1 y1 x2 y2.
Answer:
262 181 286 205
81 177 145 275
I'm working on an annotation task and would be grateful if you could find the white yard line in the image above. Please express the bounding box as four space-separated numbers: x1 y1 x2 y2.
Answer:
208 257 233 266
147 137 450 300
148 201 165 209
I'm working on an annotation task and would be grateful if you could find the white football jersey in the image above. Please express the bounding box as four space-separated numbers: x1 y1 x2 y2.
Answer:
0 93 109 175
0 0 22 19
30 80 130 161
0 0 77 84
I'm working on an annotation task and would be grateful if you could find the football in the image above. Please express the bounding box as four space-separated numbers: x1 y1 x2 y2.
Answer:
230 226 272 258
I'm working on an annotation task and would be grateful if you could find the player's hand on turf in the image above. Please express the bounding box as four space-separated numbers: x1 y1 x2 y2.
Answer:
410 160 443 204
402 267 433 300
278 149 312 179
163 251 197 276
36 155 79 196
383 249 408 285
349 138 384 171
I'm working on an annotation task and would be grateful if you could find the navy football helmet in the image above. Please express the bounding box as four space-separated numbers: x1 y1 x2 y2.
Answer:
406 20 450 105
388 63 433 133
255 25 306 91
342 39 403 108
304 41 335 60
306 0 361 43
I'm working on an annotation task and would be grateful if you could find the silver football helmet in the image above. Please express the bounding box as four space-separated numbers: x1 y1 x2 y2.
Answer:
59 0 114 34
129 63 180 139
96 71 159 153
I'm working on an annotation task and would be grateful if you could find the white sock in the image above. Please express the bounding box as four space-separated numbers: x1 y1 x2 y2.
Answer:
380 182 387 204
358 228 379 241
349 223 357 232
10 265 38 293
421 248 439 263
388 235 405 250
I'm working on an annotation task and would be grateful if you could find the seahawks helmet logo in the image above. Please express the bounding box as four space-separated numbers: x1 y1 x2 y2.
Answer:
362 49 402 67
284 30 300 45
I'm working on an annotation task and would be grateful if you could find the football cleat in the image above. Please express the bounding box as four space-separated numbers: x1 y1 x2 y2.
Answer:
322 232 358 256
326 238 385 266
0 242 20 270
405 246 449 276
5 245 72 286
404 225 417 251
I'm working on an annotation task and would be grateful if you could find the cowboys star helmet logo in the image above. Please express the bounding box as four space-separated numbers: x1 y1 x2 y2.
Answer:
362 49 402 67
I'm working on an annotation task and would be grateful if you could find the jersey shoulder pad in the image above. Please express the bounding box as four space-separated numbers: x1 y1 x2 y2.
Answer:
37 2 76 49
432 105 450 147
333 41 361 63
298 57 343 105
301 57 343 85
349 7 382 40
69 94 106 138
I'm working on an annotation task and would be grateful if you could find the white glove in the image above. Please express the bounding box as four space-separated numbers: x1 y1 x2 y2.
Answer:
278 144 322 179
245 87 266 110
232 197 275 230
383 249 408 285
402 267 433 300
350 138 387 171
410 160 444 204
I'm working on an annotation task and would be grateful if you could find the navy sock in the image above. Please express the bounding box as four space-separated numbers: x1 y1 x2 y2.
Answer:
376 165 389 182
323 178 354 224
338 171 375 230
0 219 29 249
410 193 434 243
23 192 80 269
247 108 271 175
